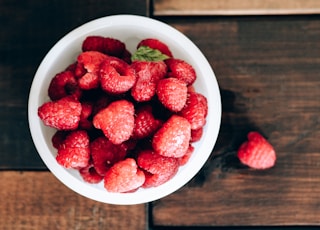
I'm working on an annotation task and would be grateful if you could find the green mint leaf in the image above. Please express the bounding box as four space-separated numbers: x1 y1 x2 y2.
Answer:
131 46 170 62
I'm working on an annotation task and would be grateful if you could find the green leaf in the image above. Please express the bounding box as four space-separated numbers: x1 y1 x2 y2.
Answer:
131 46 170 62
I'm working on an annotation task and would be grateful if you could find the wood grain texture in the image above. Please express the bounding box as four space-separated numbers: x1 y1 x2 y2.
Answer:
151 15 320 226
0 0 148 170
153 0 320 15
0 171 146 230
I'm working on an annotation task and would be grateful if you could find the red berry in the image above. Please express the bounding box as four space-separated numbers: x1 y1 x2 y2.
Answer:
137 149 179 175
103 37 126 57
82 36 105 53
138 149 179 188
179 144 194 166
156 78 188 112
138 38 173 57
79 102 93 130
137 150 179 188
237 132 276 169
93 100 135 144
152 115 191 158
104 158 145 193
165 58 196 85
179 91 208 130
56 130 90 169
79 163 104 184
90 136 127 176
99 56 136 94
76 51 107 89
130 60 167 102
132 105 162 139
190 127 203 142
82 36 126 58
38 97 82 130
48 70 81 101
51 130 69 149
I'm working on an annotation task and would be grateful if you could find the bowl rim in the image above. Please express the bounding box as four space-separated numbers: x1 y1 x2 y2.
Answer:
28 14 221 205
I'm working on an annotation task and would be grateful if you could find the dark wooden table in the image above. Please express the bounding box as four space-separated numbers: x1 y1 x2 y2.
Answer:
1 1 320 229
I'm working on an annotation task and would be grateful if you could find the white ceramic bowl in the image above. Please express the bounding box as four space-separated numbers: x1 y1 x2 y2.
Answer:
28 15 221 205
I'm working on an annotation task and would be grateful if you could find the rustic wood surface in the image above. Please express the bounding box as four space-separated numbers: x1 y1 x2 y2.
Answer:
151 15 320 227
0 171 146 230
154 0 320 15
1 0 320 229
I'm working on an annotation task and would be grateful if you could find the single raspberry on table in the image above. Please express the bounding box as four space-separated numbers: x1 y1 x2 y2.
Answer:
104 158 145 193
38 96 82 130
99 56 136 94
152 115 191 158
131 60 167 102
237 131 276 169
165 58 197 85
137 38 173 58
90 136 127 176
156 77 188 112
93 99 135 145
56 130 90 169
132 105 162 140
179 91 208 130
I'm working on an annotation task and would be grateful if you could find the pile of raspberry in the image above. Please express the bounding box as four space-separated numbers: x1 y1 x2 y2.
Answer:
38 36 209 193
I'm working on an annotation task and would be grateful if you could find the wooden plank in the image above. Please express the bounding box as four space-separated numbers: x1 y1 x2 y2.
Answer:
151 16 320 226
0 0 148 170
153 0 320 15
0 171 147 230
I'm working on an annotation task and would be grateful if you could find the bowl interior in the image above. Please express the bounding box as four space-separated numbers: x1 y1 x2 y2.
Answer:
28 15 221 205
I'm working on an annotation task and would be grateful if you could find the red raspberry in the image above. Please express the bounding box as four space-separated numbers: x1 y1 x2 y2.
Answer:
48 70 81 101
104 158 145 193
79 102 93 130
179 144 194 166
132 105 162 139
131 60 167 102
152 115 191 158
51 130 69 149
38 97 82 130
82 36 105 53
76 51 107 89
137 150 179 175
121 49 132 64
93 100 135 145
190 128 203 142
237 132 276 169
179 91 208 130
56 130 90 169
78 72 100 90
99 56 136 94
82 36 126 58
138 38 173 58
79 162 104 184
156 78 188 112
103 37 126 57
90 136 127 176
138 149 179 188
165 58 197 85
